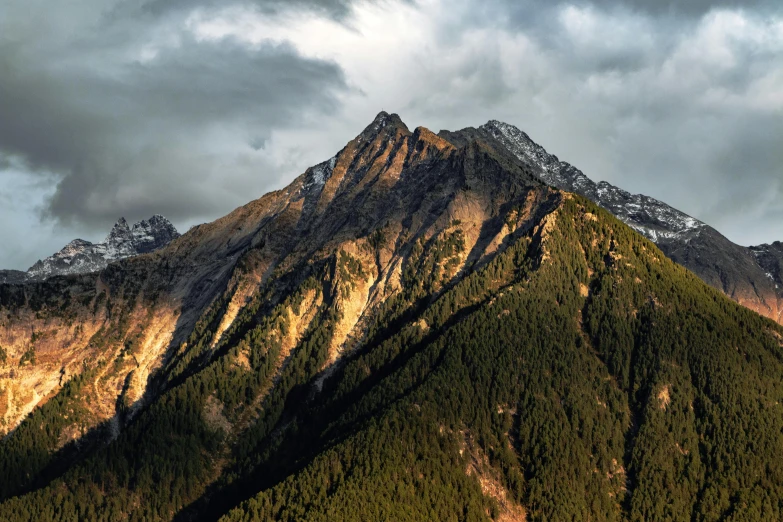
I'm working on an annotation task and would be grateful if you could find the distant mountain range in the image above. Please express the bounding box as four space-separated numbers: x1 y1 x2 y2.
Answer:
0 215 179 282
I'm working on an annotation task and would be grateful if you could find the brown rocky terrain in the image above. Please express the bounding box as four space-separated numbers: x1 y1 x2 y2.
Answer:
0 111 551 440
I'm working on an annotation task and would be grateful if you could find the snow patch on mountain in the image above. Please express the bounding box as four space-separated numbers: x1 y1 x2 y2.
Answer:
304 156 337 191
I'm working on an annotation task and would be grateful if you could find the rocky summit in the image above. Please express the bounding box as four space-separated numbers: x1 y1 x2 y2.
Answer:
0 113 781 521
24 215 180 280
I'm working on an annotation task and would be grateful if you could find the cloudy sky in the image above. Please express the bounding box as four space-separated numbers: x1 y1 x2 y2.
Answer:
0 0 781 269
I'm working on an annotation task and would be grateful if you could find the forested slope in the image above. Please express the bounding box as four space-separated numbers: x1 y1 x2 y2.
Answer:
218 195 783 522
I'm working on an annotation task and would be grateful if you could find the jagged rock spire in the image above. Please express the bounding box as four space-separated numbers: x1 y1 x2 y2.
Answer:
26 215 180 280
357 111 410 143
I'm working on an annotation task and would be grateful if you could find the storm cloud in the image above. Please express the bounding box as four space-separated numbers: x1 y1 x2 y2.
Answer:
0 0 781 269
0 0 350 231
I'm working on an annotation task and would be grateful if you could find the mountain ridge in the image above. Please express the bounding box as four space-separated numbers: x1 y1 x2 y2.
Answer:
20 214 180 281
0 112 781 521
5 114 779 323
444 119 783 324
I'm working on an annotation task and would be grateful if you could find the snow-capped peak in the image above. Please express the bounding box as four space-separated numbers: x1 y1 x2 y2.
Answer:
25 215 180 280
481 119 706 243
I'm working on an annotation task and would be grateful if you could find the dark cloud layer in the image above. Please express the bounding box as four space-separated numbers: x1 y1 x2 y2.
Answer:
139 0 361 18
492 0 778 22
0 0 348 230
588 0 778 16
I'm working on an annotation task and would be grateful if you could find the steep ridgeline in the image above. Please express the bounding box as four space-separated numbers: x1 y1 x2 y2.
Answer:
25 215 180 280
447 121 783 324
0 113 782 522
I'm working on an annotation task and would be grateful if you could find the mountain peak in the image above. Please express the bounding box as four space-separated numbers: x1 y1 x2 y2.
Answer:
25 215 180 280
483 119 528 138
129 215 180 254
131 214 175 232
374 110 390 120
105 217 132 242
484 118 514 128
408 126 455 161
357 111 409 143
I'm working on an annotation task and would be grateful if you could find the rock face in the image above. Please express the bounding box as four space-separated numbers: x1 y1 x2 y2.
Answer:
751 241 783 285
445 120 783 324
25 215 180 280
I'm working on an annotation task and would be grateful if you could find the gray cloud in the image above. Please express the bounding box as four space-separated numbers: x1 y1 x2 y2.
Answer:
586 0 778 16
137 0 362 18
487 0 779 25
0 0 349 235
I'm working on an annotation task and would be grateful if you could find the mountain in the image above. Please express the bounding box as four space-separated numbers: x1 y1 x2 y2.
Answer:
0 270 27 284
450 120 783 324
751 241 783 288
23 215 180 280
0 112 782 521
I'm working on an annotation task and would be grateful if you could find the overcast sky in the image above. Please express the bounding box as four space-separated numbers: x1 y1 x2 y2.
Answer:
0 0 781 269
